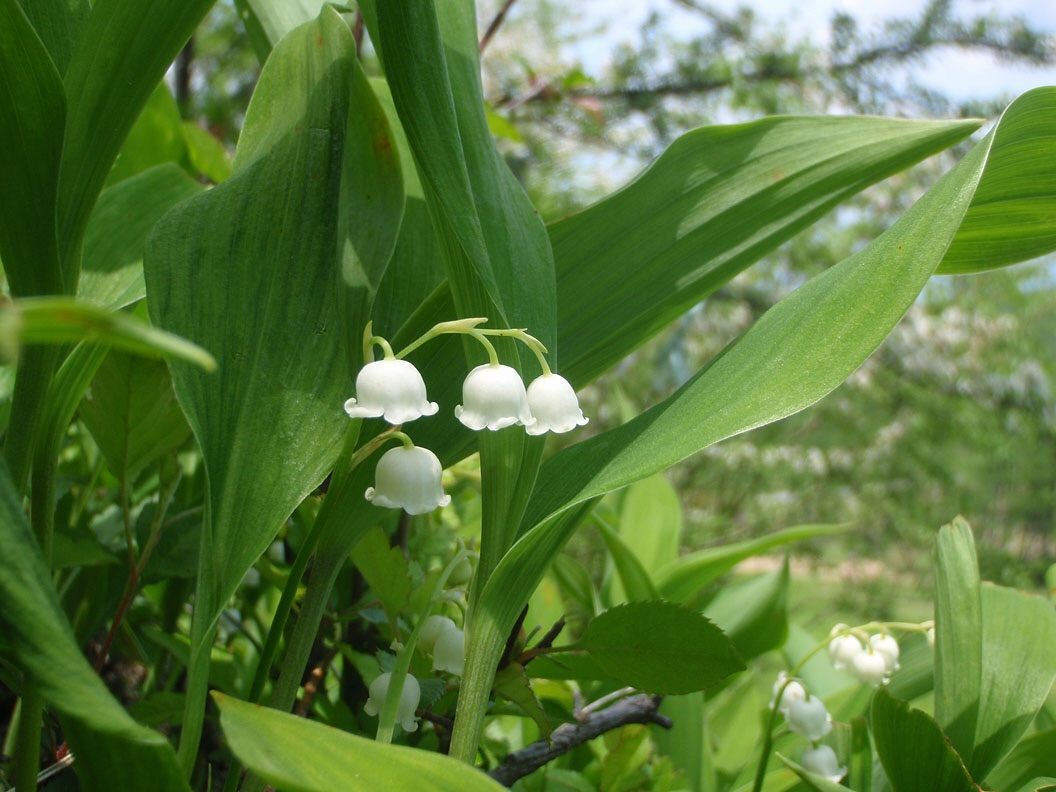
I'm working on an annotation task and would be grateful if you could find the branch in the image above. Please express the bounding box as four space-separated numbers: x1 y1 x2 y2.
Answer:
480 0 518 53
487 694 672 786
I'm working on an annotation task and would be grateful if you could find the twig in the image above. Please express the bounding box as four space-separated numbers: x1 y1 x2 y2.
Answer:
487 694 672 786
294 648 336 717
479 0 517 53
499 605 529 668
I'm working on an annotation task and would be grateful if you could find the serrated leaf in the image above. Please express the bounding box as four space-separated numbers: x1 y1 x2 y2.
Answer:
214 693 505 792
577 601 744 694
350 526 412 621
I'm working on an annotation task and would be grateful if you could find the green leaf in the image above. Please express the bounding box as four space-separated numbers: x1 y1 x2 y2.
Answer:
57 0 216 280
871 687 976 792
180 121 233 183
1011 779 1056 792
577 601 744 694
0 459 189 790
143 8 357 767
16 0 89 75
106 84 189 186
79 163 204 310
3 297 216 370
79 350 191 484
494 662 552 740
618 473 683 576
986 728 1056 792
214 693 505 792
234 0 330 55
0 0 65 298
350 526 412 622
703 562 789 662
597 518 661 603
550 115 981 385
656 523 848 603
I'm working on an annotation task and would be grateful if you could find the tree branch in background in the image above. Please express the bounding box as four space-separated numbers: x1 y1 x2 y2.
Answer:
487 694 672 787
480 0 518 53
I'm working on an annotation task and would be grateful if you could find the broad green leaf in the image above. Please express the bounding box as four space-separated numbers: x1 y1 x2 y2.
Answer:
973 583 1056 778
0 459 189 790
106 84 189 186
576 601 744 694
934 517 982 763
550 115 980 385
349 526 412 622
494 663 552 740
618 473 682 576
234 0 330 55
2 297 216 370
850 715 873 792
703 562 789 662
180 121 233 184
871 688 976 792
654 693 711 792
986 729 1056 792
214 693 505 792
57 0 216 281
656 523 848 603
16 0 88 75
466 88 1055 766
597 519 661 603
1011 779 1056 792
80 350 191 484
143 9 356 767
0 0 65 298
79 163 204 310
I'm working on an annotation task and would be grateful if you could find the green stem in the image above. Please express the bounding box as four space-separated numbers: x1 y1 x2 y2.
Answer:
13 691 42 792
447 614 506 763
4 345 59 493
375 550 469 743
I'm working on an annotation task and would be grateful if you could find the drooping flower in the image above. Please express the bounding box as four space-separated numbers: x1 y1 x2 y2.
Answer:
363 672 421 732
828 624 864 671
365 446 450 515
524 373 589 435
419 615 457 653
851 647 889 686
787 695 832 741
448 556 474 586
344 359 438 424
770 671 807 715
801 744 846 783
433 624 465 676
870 633 900 673
455 364 535 431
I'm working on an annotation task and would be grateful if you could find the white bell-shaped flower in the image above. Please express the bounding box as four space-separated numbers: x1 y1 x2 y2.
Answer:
419 615 457 653
455 364 535 431
363 672 421 732
433 624 465 676
770 672 807 715
927 626 935 648
524 373 589 435
344 359 438 425
851 647 890 686
870 633 900 672
787 695 832 741
828 625 864 671
801 744 846 783
365 446 451 515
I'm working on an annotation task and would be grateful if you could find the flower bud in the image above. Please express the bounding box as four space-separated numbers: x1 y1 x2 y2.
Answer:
363 672 420 732
524 373 589 435
828 625 864 671
801 744 846 783
419 615 457 653
787 695 832 741
433 625 465 676
851 647 889 686
870 633 900 672
344 359 438 424
455 364 535 431
448 556 474 586
770 671 806 715
927 626 935 648
365 446 451 515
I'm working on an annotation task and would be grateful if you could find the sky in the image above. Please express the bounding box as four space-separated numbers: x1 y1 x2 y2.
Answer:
566 0 1056 102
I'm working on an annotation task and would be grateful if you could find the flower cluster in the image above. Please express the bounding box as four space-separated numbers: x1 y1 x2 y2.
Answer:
771 672 846 783
827 624 900 686
345 319 588 515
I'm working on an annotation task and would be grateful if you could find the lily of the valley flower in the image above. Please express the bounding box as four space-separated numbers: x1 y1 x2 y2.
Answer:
787 695 832 741
432 624 465 676
525 373 589 435
851 647 890 686
827 624 864 670
870 633 900 672
801 744 846 783
419 615 457 653
365 446 450 515
363 672 421 732
455 364 535 431
344 359 438 425
770 672 806 715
